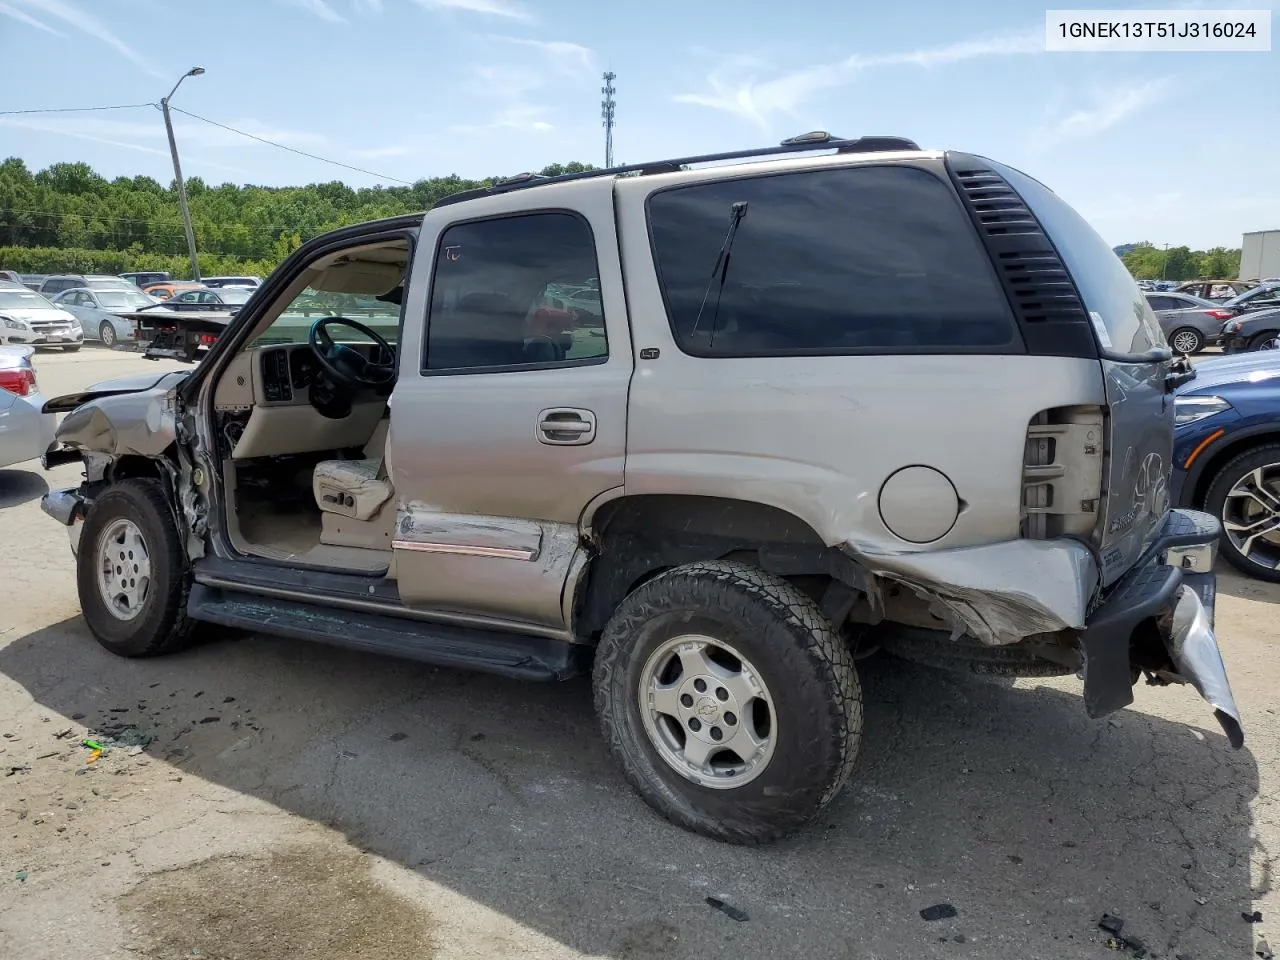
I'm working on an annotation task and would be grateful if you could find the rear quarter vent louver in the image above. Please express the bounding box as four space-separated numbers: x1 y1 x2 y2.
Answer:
947 155 1097 358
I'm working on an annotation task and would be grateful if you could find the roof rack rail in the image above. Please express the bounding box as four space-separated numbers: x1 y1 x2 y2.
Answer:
431 132 920 209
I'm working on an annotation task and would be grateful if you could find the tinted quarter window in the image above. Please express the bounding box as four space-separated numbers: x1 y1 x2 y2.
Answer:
424 212 607 372
647 165 1019 356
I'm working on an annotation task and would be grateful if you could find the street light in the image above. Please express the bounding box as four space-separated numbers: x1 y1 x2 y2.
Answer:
161 66 205 282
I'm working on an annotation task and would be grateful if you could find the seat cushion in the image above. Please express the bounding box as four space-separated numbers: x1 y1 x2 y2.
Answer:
313 458 394 521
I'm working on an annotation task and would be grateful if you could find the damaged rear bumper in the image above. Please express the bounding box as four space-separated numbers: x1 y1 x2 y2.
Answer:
1079 509 1242 747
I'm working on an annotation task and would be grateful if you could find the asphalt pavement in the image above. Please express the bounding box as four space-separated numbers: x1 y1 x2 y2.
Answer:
2 345 1278 960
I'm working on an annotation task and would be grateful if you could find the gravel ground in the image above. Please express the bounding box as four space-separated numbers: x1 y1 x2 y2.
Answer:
1 346 1277 960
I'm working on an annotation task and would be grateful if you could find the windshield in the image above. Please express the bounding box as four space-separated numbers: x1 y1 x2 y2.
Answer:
0 289 54 310
250 288 402 348
218 288 252 305
96 291 156 309
86 279 136 291
1225 284 1280 308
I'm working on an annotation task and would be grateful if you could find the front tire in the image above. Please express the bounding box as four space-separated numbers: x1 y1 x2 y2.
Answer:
593 560 862 843
1169 327 1204 355
77 478 197 656
99 321 117 348
1249 331 1280 352
1205 444 1280 582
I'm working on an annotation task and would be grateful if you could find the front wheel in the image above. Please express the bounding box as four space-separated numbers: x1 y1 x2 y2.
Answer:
593 560 862 843
99 321 117 348
1205 444 1280 582
1169 327 1204 355
77 478 198 656
1249 331 1280 352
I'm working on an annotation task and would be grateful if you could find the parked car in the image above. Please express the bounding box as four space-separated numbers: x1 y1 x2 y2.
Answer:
38 274 137 298
0 345 55 468
0 270 21 284
120 271 172 289
1144 291 1234 354
201 275 261 289
0 281 84 350
1221 282 1280 316
39 134 1240 842
1176 280 1255 302
20 274 46 291
1221 306 1280 353
165 287 253 309
1173 350 1280 581
142 281 208 301
53 287 161 347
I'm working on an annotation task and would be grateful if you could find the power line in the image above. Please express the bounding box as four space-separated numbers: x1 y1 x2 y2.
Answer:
168 106 412 185
0 103 155 117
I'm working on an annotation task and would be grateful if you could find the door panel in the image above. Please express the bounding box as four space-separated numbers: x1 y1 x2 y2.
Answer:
388 180 632 628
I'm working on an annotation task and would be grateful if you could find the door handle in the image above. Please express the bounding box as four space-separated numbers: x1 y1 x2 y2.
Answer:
537 408 596 445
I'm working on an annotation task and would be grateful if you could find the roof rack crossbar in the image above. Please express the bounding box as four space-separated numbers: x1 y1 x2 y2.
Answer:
431 133 920 208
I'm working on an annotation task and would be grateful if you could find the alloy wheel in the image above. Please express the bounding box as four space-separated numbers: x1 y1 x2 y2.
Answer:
96 518 152 620
1171 329 1202 354
637 634 777 789
99 321 117 347
1222 465 1280 572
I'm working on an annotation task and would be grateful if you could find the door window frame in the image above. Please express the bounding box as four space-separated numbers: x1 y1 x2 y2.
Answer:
418 207 610 378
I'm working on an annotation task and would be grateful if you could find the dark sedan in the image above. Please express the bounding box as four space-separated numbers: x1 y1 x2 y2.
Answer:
1173 351 1280 580
1220 306 1280 354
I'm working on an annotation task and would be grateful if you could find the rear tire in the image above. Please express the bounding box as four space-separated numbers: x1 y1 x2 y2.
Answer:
77 478 198 656
99 322 117 348
1204 444 1280 583
593 560 862 843
1169 327 1204 355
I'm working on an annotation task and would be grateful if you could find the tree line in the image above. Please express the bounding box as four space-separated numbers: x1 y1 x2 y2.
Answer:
0 157 592 277
0 157 1249 283
1119 242 1243 281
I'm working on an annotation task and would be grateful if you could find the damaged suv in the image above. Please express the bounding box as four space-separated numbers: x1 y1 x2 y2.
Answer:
41 134 1242 843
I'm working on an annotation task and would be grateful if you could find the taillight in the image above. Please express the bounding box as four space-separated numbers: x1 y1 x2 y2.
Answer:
0 367 36 397
1207 310 1234 321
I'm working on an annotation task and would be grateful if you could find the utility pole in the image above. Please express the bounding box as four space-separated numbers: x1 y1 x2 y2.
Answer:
601 72 616 169
161 66 205 281
1162 242 1170 280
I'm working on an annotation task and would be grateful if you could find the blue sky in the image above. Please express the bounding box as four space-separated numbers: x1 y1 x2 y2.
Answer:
0 0 1276 247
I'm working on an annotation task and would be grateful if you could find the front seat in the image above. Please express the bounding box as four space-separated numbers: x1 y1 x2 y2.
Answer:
313 419 393 521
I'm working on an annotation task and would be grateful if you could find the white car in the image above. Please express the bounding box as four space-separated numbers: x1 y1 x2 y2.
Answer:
0 281 83 351
0 345 55 468
53 287 159 348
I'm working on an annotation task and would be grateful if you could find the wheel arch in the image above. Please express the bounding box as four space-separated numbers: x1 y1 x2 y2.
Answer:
1188 428 1280 509
574 494 865 641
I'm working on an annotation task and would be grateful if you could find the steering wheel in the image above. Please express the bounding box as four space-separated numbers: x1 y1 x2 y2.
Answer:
308 317 395 387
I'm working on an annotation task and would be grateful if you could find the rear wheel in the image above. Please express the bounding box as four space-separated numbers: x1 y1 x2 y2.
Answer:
99 321 117 348
1205 444 1280 582
593 560 862 843
77 478 198 656
1169 327 1204 355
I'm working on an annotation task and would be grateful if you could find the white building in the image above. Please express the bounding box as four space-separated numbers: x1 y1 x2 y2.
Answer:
1240 229 1280 281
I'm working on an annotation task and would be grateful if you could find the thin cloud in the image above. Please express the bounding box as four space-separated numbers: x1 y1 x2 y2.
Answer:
8 0 162 78
676 30 1042 128
490 36 596 75
1038 78 1172 145
413 0 531 22
0 1 66 35
279 0 347 22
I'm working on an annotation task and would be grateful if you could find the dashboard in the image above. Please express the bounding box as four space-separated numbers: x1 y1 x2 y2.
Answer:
213 343 393 460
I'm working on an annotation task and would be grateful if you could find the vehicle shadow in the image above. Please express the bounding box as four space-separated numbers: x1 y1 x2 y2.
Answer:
1215 564 1280 604
0 619 1260 960
0 467 48 508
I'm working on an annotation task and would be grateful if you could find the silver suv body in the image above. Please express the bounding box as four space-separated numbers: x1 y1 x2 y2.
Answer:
40 135 1241 842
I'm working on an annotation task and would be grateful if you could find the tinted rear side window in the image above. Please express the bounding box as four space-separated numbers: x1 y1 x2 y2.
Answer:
647 165 1020 357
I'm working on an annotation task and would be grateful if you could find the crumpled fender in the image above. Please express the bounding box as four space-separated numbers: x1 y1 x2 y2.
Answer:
845 538 1099 645
52 374 187 458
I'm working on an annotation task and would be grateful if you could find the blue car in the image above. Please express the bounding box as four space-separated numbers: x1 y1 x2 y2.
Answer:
1174 351 1280 581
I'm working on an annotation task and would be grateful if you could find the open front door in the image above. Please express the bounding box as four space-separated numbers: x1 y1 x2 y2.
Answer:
387 180 631 631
